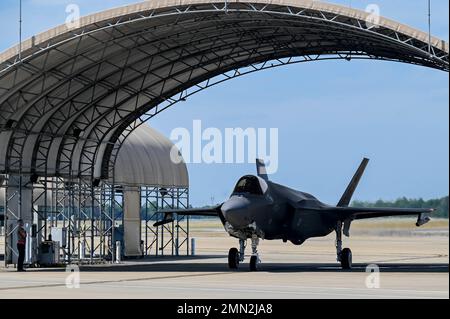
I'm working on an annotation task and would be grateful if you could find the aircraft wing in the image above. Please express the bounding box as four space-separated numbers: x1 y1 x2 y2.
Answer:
153 205 222 226
326 157 435 236
324 206 434 236
330 206 435 221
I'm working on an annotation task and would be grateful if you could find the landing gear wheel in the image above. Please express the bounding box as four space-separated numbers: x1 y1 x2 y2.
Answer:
250 255 258 271
340 248 352 270
228 248 240 269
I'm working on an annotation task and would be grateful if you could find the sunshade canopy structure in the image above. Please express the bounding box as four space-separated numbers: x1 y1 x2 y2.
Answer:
0 124 188 210
0 0 448 181
112 124 188 188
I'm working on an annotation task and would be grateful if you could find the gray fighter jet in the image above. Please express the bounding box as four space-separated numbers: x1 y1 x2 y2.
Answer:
155 158 434 271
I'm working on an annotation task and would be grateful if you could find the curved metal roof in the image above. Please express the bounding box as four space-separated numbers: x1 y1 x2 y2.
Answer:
112 124 189 188
0 0 448 180
1 0 449 62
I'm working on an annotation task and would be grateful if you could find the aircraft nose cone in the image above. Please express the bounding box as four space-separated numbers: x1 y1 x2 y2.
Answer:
221 197 252 228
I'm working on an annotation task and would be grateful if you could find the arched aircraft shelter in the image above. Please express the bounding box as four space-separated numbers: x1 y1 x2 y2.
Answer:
0 0 448 266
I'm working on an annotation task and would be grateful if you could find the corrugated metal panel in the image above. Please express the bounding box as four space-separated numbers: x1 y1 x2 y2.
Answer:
0 0 448 63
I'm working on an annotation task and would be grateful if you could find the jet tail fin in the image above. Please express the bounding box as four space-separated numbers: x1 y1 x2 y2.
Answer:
256 158 269 181
337 158 369 207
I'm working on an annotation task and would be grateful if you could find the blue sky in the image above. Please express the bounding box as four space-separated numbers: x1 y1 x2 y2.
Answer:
0 1 448 206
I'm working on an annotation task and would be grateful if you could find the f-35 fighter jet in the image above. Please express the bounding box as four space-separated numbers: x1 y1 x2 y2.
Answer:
155 158 434 271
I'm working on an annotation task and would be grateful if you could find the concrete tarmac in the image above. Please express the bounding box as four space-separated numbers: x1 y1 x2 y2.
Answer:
0 229 448 299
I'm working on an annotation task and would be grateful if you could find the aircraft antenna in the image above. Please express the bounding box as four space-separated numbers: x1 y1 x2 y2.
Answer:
428 0 432 54
19 0 23 61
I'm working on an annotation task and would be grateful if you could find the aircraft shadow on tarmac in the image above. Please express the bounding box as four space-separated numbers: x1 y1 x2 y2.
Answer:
78 263 449 273
29 255 449 273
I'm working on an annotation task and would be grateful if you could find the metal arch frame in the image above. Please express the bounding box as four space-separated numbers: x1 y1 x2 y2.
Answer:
1 14 252 129
3 16 357 175
89 44 428 184
67 16 391 179
0 1 447 72
35 3 450 180
106 53 379 178
1 13 247 170
0 2 448 179
60 28 311 176
0 3 447 106
3 18 229 173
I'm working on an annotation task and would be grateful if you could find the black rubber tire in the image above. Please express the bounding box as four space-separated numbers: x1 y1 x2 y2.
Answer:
250 255 258 271
228 248 240 269
340 248 353 270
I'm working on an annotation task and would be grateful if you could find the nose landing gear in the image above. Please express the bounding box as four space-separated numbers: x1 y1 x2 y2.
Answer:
228 235 261 271
249 234 260 271
228 239 246 270
228 247 240 269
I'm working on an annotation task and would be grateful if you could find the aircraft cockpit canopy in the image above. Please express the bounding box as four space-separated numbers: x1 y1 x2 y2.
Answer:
233 175 266 195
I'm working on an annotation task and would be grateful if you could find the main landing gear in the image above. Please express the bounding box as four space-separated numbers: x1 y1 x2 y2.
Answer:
228 238 245 269
228 235 260 271
335 221 352 270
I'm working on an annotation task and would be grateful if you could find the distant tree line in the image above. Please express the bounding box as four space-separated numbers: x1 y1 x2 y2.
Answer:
352 196 449 219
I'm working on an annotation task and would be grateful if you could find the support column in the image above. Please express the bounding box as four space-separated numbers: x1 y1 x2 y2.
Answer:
123 186 142 257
